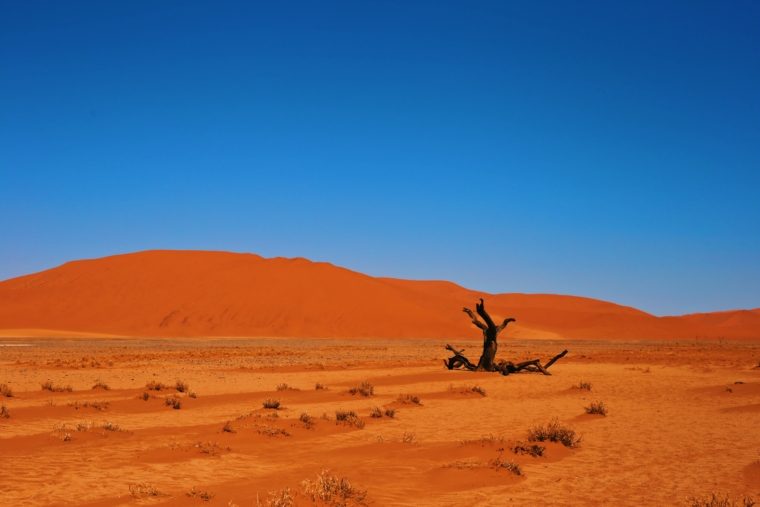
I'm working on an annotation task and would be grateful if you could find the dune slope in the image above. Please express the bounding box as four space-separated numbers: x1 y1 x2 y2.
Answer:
0 250 756 339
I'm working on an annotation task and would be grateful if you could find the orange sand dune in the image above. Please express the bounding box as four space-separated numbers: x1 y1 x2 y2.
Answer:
0 250 757 340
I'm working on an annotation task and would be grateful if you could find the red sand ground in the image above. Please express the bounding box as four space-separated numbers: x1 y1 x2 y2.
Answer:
0 250 757 340
1 338 759 506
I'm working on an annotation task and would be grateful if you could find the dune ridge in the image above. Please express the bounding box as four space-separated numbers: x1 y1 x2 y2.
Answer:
0 250 757 340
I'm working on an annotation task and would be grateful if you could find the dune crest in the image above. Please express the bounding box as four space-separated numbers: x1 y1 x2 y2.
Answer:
0 250 756 340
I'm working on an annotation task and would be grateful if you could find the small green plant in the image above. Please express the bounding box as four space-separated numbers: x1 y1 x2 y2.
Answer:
262 398 281 409
585 401 608 416
527 417 582 448
0 383 13 397
349 381 374 397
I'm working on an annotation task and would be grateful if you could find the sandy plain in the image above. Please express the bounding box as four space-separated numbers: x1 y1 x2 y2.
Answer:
1 337 759 507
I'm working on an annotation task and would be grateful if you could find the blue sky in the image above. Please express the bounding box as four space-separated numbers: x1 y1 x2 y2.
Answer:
1 1 758 316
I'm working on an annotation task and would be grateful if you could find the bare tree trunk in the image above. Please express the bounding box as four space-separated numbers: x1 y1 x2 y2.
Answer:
444 299 567 376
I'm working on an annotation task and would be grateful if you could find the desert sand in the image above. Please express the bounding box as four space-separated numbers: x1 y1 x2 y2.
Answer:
0 250 758 340
1 337 759 506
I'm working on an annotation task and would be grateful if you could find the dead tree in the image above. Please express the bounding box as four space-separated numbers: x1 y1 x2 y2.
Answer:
444 299 568 376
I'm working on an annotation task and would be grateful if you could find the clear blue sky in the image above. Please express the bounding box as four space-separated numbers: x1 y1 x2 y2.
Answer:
1 1 758 316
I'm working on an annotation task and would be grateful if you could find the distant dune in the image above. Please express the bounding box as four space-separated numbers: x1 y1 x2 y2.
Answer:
0 250 757 340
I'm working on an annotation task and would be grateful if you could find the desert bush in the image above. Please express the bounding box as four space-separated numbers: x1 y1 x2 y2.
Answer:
0 405 9 418
384 407 396 418
369 406 383 418
300 469 367 505
489 457 522 475
573 381 592 390
0 383 13 397
513 441 545 457
452 384 486 396
101 420 120 431
222 420 236 433
315 383 326 390
68 400 109 410
129 483 161 498
527 417 582 448
138 392 150 401
461 434 507 447
41 381 73 392
276 383 299 391
60 432 72 441
396 394 422 405
299 413 316 429
92 379 110 390
174 380 190 393
335 410 365 429
349 381 374 397
257 425 290 437
689 492 756 507
400 432 416 444
585 401 608 416
165 396 182 410
188 391 197 398
145 380 166 391
256 487 295 507
186 487 215 501
262 398 281 410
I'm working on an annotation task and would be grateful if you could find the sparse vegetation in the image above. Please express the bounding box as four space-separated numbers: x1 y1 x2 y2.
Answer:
688 493 756 507
276 383 299 391
0 383 13 397
101 420 120 431
145 380 166 391
256 425 290 437
335 410 365 429
186 487 215 501
188 391 197 398
300 469 367 506
1 405 9 418
527 417 582 448
256 487 295 507
92 379 110 390
443 457 521 475
315 383 326 390
174 379 190 393
139 392 150 401
299 412 316 429
68 400 109 410
262 398 282 409
513 441 545 457
384 408 396 418
222 420 236 433
573 381 592 390
129 483 162 498
461 434 507 448
400 432 416 444
451 384 486 396
489 456 522 475
370 406 383 418
41 380 73 392
585 401 608 415
165 396 182 409
348 381 374 397
396 394 422 405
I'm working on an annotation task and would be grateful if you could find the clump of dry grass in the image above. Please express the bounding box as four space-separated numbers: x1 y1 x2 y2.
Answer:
461 434 507 448
335 410 365 429
349 381 374 397
174 379 190 393
513 441 545 457
165 396 182 410
689 493 756 507
527 417 582 448
256 425 290 437
396 394 422 405
573 381 592 390
299 413 316 429
92 379 110 390
276 383 299 391
100 420 120 431
188 391 197 398
262 398 281 409
195 441 223 455
300 469 367 506
68 400 109 410
138 392 150 401
384 408 396 418
222 420 236 433
585 401 608 416
369 406 383 418
0 383 13 397
186 487 215 501
145 380 166 391
1 405 9 418
129 483 161 498
489 456 522 475
451 384 486 396
256 487 295 507
41 380 73 392
400 432 416 444
315 383 326 390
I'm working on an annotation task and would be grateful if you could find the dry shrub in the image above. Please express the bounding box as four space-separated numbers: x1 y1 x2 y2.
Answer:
257 425 290 437
384 408 396 418
222 420 236 433
145 380 166 391
100 420 120 431
41 381 72 392
335 410 365 429
400 432 415 444
301 469 367 506
138 392 150 401
299 413 316 429
262 398 281 409
689 493 756 507
92 379 110 390
174 379 190 393
195 441 223 455
256 487 295 507
0 405 9 418
489 456 522 475
186 487 215 501
452 384 486 396
276 383 299 391
165 396 182 410
0 383 13 397
369 406 383 418
129 483 161 498
60 432 72 441
396 394 422 405
315 383 326 390
188 391 197 398
236 411 253 420
513 441 545 457
573 381 592 390
527 417 582 448
585 401 608 416
68 400 109 410
461 434 507 448
349 381 374 397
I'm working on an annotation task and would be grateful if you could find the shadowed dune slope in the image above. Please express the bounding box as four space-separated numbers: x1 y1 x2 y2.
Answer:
0 250 757 340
